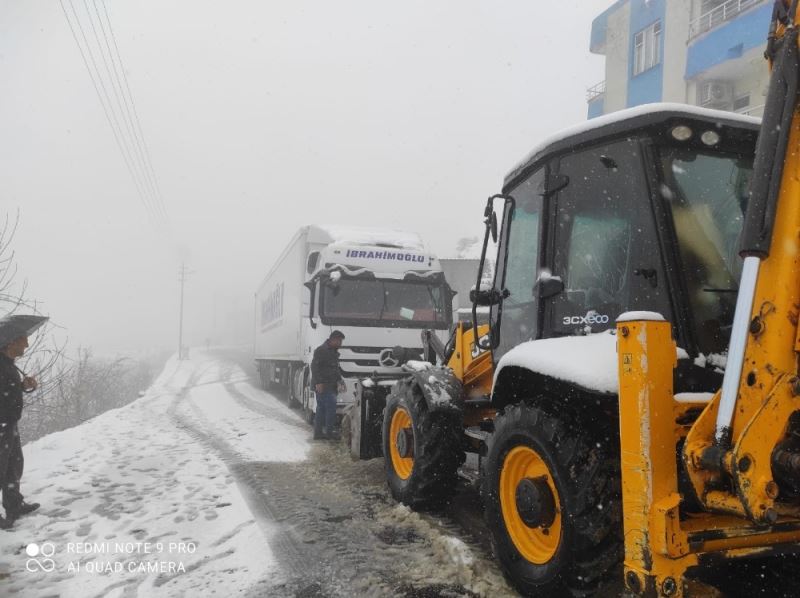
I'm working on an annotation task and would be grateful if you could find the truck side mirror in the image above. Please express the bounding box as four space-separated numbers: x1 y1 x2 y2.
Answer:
306 252 320 274
303 280 318 329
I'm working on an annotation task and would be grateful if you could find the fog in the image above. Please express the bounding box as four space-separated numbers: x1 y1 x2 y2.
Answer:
1 1 607 356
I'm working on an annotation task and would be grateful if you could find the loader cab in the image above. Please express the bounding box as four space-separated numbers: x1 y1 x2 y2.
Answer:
482 106 759 391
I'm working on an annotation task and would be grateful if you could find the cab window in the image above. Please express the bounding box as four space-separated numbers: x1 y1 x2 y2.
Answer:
493 168 544 360
549 139 644 334
658 147 753 354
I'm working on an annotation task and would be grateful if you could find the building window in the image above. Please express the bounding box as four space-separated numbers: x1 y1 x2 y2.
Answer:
633 21 662 76
733 93 751 113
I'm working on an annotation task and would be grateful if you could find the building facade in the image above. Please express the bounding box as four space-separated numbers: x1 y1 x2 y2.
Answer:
588 0 772 119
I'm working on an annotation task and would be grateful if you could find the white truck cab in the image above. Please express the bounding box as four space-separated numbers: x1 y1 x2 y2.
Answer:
255 225 453 432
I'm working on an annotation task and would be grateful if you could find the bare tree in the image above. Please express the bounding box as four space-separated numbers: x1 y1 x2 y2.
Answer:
2 211 160 442
0 210 67 388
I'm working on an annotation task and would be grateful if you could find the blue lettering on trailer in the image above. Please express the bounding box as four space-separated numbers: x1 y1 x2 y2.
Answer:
261 282 284 329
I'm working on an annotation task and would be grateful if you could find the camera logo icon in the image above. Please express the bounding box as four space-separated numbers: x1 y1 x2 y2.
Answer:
25 542 55 572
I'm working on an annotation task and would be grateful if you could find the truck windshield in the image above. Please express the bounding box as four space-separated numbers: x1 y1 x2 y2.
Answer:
320 279 450 329
658 145 753 355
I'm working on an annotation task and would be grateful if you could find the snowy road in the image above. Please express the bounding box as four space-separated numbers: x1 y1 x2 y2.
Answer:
0 349 515 597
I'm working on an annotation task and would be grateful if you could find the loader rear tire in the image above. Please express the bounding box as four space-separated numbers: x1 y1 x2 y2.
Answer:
483 400 621 597
382 382 464 508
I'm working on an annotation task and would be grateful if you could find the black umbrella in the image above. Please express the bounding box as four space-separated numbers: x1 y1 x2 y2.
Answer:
0 314 49 349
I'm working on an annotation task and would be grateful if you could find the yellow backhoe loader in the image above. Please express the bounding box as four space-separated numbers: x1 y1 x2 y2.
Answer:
381 2 800 595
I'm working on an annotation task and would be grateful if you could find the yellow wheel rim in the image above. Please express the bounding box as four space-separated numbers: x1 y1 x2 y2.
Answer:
389 407 414 480
499 445 562 564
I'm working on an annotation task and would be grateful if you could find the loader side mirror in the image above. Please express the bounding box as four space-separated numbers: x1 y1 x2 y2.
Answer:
535 276 564 299
470 287 509 306
490 211 498 243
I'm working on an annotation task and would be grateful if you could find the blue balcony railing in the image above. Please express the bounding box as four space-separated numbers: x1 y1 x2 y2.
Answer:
688 0 766 40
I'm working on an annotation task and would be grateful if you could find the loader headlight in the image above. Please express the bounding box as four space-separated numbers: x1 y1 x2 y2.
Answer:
671 125 693 141
701 130 721 146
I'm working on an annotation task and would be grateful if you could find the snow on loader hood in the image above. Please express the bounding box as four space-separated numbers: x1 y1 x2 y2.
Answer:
495 329 688 395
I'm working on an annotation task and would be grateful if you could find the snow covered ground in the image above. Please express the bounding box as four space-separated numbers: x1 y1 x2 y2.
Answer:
0 353 292 597
0 349 514 597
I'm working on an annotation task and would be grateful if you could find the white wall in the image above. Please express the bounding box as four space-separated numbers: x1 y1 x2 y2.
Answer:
663 0 693 103
731 50 770 114
603 1 632 113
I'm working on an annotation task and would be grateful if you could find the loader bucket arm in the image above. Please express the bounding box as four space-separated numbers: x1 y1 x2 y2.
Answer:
617 4 800 595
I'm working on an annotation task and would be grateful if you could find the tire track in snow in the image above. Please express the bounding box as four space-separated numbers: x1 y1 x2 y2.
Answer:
166 374 319 593
169 358 514 597
223 382 307 431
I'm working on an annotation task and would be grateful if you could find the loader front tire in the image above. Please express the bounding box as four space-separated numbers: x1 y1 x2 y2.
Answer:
483 401 621 596
382 382 464 508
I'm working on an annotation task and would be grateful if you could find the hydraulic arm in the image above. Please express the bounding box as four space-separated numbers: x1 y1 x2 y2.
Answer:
618 2 800 595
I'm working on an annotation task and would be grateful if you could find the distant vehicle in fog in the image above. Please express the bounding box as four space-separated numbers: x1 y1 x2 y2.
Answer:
254 225 454 436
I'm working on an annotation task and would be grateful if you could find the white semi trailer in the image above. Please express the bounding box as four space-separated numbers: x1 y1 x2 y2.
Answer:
439 258 480 322
254 224 453 456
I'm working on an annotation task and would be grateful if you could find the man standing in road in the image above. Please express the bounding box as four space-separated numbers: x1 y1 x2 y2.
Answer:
0 317 46 529
310 330 345 440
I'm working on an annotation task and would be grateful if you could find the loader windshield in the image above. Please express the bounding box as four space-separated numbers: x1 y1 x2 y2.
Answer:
320 278 450 329
658 145 753 355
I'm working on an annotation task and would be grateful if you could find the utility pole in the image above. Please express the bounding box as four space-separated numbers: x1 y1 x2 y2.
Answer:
178 263 191 360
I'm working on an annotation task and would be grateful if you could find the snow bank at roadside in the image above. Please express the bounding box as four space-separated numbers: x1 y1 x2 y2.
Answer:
0 353 276 597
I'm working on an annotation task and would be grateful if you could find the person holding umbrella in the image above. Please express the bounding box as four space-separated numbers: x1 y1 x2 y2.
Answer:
0 314 48 529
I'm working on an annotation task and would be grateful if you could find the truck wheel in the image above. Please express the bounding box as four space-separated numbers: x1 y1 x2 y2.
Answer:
382 382 464 508
482 401 621 596
302 387 315 425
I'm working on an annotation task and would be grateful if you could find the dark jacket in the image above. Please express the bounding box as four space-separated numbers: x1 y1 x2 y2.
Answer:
0 354 23 423
310 341 342 392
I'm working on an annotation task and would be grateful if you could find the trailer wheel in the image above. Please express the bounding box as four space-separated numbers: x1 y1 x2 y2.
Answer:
483 401 621 596
382 382 464 508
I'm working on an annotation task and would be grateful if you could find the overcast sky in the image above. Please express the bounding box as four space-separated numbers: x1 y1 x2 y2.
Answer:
1 0 609 356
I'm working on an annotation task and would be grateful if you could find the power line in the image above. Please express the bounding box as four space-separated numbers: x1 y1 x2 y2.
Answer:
58 0 167 224
82 0 158 217
91 0 168 220
59 0 155 221
97 0 168 221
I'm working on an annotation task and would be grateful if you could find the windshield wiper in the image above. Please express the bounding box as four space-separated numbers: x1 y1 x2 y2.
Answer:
378 283 388 321
426 285 443 320
702 288 739 293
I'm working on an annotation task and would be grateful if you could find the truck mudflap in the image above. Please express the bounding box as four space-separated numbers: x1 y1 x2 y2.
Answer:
400 365 464 416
